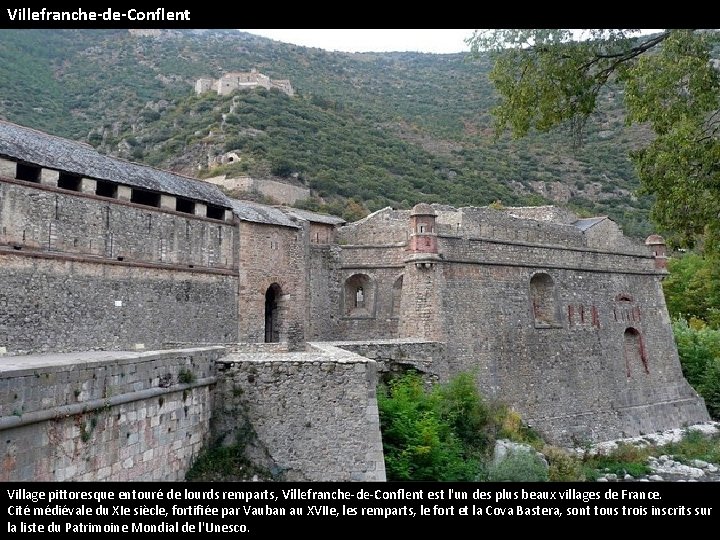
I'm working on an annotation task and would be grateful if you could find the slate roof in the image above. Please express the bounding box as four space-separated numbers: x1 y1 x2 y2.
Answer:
0 120 230 208
281 207 346 225
573 217 607 232
230 199 300 229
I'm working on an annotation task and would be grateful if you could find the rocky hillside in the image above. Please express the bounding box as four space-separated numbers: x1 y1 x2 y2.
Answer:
0 29 653 233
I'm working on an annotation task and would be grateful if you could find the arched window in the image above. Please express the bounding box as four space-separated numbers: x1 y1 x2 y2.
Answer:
530 273 558 327
624 327 649 377
344 274 373 317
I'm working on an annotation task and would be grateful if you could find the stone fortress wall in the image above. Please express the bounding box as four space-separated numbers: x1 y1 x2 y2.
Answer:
0 347 222 482
203 174 311 206
195 69 295 97
0 129 238 355
0 119 710 481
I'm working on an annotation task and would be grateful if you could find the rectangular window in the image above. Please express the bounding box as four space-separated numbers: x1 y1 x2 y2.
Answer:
176 197 195 214
95 180 117 198
206 205 225 220
130 189 161 208
57 172 82 191
16 163 40 182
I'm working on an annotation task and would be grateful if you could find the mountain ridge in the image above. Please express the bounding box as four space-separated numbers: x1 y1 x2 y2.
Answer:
0 28 653 232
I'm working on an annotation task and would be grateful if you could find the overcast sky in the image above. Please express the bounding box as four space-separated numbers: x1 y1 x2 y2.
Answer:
238 29 665 55
239 29 477 54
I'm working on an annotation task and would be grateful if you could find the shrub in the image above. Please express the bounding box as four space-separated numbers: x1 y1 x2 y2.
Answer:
543 446 585 481
700 359 720 419
178 369 196 385
378 370 552 481
185 441 272 482
582 442 652 478
672 317 720 388
672 317 720 418
378 371 488 481
491 402 543 448
661 428 720 464
487 449 549 482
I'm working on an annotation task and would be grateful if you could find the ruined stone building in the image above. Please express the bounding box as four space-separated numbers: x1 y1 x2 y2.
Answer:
195 69 295 96
0 120 710 481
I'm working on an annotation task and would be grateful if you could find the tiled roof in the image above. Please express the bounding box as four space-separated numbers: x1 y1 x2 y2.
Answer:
281 207 345 225
573 217 607 231
230 199 300 228
0 120 230 208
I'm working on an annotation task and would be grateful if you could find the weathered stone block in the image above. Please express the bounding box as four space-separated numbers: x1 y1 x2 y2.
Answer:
40 168 59 187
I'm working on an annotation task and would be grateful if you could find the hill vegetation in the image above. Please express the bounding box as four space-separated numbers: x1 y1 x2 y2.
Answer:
0 28 657 235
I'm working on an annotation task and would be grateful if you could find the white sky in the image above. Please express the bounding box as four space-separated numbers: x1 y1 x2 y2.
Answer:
239 29 476 54
239 29 665 55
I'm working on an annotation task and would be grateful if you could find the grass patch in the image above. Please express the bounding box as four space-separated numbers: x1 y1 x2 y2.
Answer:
185 440 273 482
178 369 196 385
582 442 654 480
660 429 720 464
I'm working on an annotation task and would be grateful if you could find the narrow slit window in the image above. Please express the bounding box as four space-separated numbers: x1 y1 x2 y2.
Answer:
530 272 557 327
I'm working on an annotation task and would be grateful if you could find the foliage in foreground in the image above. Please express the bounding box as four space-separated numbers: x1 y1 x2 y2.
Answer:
377 371 544 481
672 318 720 419
470 29 720 254
377 372 487 481
487 449 549 482
663 253 720 329
185 435 274 482
378 372 720 482
582 429 720 481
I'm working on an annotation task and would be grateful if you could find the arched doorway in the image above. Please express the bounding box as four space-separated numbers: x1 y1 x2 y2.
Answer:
264 283 282 343
344 273 373 317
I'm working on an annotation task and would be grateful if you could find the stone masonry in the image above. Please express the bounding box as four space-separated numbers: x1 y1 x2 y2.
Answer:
213 343 386 481
0 119 711 481
0 347 222 481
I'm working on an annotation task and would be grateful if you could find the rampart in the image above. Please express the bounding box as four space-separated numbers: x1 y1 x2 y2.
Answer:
204 175 310 205
211 343 386 481
0 347 222 481
0 181 239 354
0 120 711 478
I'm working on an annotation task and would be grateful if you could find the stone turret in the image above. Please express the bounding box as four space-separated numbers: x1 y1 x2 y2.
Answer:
399 203 445 341
645 234 667 270
407 203 441 268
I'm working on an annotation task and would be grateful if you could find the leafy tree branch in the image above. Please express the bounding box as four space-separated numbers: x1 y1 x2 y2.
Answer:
468 29 720 251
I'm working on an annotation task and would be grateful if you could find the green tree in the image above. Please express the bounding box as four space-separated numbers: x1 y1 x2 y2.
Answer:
468 29 720 251
672 317 720 388
377 372 490 481
663 252 720 328
701 359 720 418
